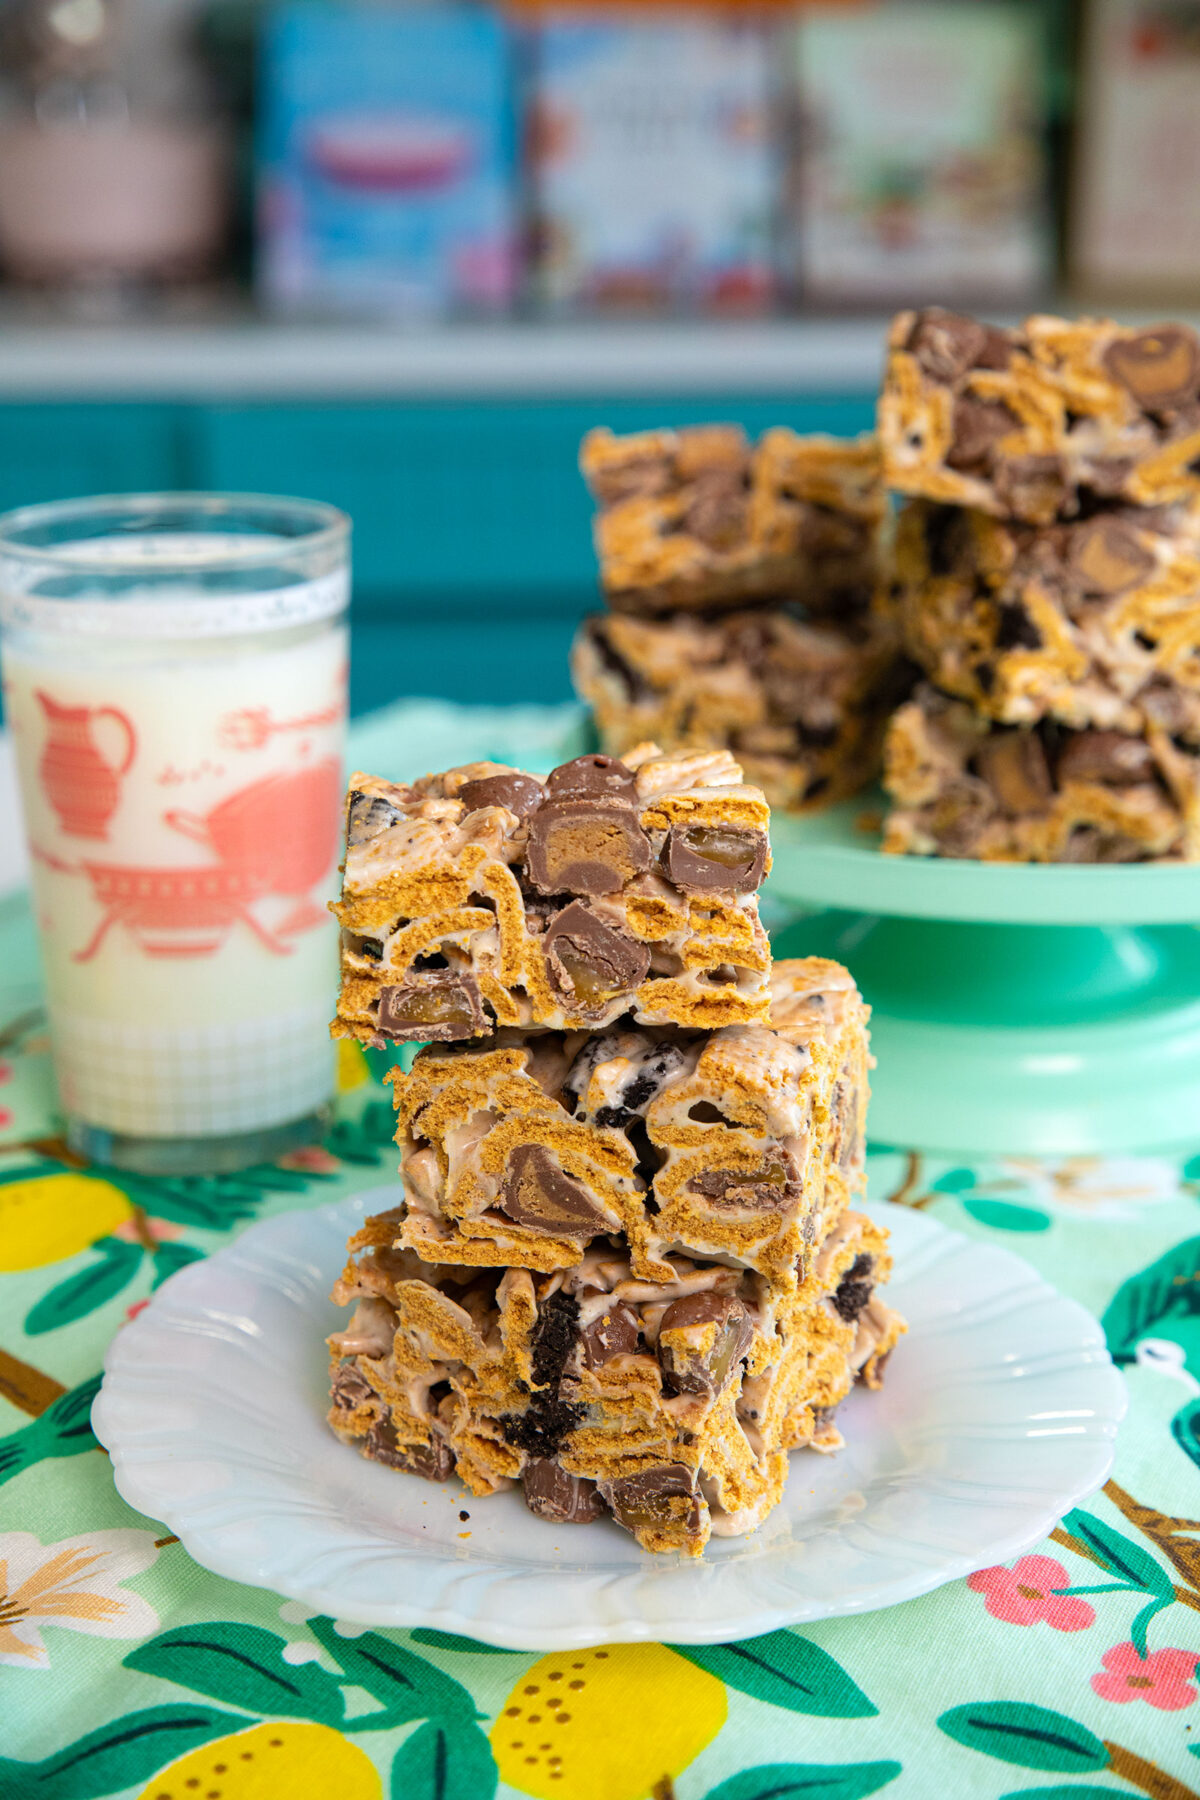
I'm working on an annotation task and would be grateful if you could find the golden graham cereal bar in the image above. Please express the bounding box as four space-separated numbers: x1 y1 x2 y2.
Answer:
580 424 884 615
883 682 1200 862
892 498 1200 744
332 745 773 1046
880 309 1200 525
571 605 910 812
388 957 869 1291
327 1207 904 1556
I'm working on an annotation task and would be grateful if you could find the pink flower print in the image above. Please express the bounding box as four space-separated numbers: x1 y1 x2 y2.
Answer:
968 1556 1096 1631
1091 1641 1199 1711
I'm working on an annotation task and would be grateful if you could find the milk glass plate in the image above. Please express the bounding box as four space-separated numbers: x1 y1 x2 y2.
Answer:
93 1188 1126 1649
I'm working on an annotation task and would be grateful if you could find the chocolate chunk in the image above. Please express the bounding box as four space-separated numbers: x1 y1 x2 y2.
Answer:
1068 518 1154 595
1061 826 1147 863
993 455 1067 520
526 796 651 895
376 972 486 1042
330 1361 375 1415
664 824 767 894
974 733 1053 814
458 771 545 818
543 901 651 1009
579 1291 640 1367
522 1458 604 1524
546 754 638 801
1104 326 1200 411
1082 456 1134 497
832 1253 875 1323
995 602 1042 650
689 1155 801 1211
601 1463 703 1536
906 308 988 382
585 617 652 703
590 454 673 507
975 327 1014 371
498 1144 610 1238
363 1417 453 1481
682 468 748 549
1057 731 1157 787
658 1293 753 1398
347 789 400 846
945 397 1019 472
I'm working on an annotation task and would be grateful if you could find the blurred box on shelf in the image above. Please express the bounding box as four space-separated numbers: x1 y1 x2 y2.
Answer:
786 0 1052 307
1071 0 1200 299
529 10 774 314
256 0 517 318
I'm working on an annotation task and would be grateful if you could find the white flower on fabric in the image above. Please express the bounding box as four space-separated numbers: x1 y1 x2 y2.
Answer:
994 1156 1183 1221
0 1528 160 1669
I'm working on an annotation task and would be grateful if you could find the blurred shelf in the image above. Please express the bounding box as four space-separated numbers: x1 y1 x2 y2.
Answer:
0 316 892 398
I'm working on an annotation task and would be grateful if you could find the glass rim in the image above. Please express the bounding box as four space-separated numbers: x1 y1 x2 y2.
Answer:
0 491 351 573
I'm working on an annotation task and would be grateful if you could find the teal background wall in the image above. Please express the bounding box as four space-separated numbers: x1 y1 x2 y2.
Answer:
0 394 875 714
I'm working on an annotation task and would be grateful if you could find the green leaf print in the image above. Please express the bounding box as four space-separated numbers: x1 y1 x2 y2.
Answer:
325 1101 398 1165
115 1171 282 1232
409 1629 521 1655
150 1241 206 1288
702 1761 902 1800
670 1631 877 1717
930 1168 976 1193
1000 1790 1125 1800
937 1703 1109 1772
960 1199 1050 1232
1059 1508 1175 1601
308 1617 480 1727
0 1371 101 1486
23 1236 143 1335
389 1718 497 1800
1102 1236 1200 1365
0 1704 248 1800
124 1623 347 1726
1172 1395 1200 1473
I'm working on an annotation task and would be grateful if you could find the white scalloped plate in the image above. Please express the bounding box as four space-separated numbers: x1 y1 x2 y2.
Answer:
93 1189 1126 1649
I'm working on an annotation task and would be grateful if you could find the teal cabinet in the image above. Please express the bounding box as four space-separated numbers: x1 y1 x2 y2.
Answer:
0 403 188 514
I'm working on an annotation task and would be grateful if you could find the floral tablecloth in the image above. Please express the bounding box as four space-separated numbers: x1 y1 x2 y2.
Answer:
2 700 1199 1800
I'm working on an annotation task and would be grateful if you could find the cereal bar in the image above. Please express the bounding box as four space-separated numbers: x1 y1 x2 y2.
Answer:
572 605 910 811
388 958 869 1290
332 746 773 1046
883 682 1200 861
581 424 884 615
893 498 1200 743
328 1206 903 1556
880 309 1200 524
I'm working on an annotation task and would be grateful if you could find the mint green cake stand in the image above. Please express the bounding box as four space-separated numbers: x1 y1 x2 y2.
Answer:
766 796 1200 1156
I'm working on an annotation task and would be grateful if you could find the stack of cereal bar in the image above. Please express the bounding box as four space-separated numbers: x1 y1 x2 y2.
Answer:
878 308 1200 860
327 746 904 1554
571 423 911 812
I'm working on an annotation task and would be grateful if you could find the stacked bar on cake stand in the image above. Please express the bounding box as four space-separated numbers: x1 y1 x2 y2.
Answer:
326 745 903 1554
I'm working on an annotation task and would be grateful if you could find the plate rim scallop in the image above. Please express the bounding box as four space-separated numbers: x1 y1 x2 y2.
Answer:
92 1187 1128 1649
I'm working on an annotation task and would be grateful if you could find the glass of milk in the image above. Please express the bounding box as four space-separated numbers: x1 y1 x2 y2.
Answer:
0 493 350 1175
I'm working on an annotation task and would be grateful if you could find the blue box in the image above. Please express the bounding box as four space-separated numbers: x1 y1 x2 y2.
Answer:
258 2 517 318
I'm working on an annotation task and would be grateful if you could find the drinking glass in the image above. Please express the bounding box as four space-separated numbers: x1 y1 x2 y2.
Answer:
0 492 350 1174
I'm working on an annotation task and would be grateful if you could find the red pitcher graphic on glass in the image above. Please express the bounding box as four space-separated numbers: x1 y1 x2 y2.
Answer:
74 759 341 962
37 691 137 840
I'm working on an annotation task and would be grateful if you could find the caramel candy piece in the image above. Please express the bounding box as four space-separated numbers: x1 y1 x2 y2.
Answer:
1104 326 1200 410
601 1463 703 1536
658 1293 753 1399
376 973 487 1042
688 1154 802 1211
543 902 651 1008
945 397 1019 472
545 753 639 801
363 1417 453 1481
664 823 767 894
498 1144 610 1238
1057 731 1158 786
458 771 544 817
347 790 400 846
1068 518 1155 595
579 1293 640 1367
993 454 1067 520
523 1458 605 1524
526 796 652 895
330 1361 375 1417
975 733 1053 814
907 308 988 382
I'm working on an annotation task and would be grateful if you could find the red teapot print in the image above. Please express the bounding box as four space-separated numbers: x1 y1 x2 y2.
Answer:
37 691 136 841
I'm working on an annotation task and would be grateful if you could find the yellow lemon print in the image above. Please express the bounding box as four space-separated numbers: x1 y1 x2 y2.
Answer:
491 1642 726 1800
336 1039 370 1094
0 1172 132 1271
138 1721 381 1800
